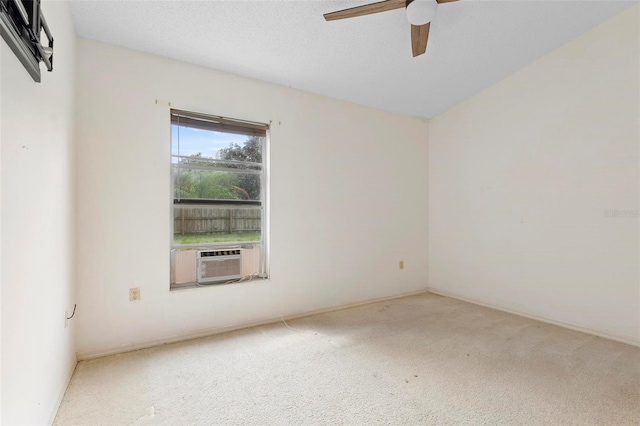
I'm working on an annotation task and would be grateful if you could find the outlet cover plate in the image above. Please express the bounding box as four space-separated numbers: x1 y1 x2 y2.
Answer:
130 287 141 301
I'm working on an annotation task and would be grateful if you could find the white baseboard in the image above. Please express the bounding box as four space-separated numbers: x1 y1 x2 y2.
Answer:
77 288 429 360
428 287 640 348
48 355 78 425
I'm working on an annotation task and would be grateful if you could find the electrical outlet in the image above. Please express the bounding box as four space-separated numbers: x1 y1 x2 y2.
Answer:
399 261 404 270
130 287 141 302
65 310 69 328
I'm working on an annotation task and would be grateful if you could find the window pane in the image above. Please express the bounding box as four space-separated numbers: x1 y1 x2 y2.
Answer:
173 168 261 201
172 124 263 164
173 155 262 171
173 205 261 245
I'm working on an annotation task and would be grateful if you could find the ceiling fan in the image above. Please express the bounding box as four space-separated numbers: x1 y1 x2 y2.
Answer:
324 0 459 57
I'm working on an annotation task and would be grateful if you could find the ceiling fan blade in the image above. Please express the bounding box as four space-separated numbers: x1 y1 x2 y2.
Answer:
411 22 430 57
324 0 406 21
436 0 459 3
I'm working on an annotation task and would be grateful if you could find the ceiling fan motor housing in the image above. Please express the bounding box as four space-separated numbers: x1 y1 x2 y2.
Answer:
406 0 438 26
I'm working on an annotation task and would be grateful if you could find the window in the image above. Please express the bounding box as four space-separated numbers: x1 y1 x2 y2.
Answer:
170 109 268 288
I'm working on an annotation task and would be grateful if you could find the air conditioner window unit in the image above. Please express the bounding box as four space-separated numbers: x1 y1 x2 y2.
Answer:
197 248 242 284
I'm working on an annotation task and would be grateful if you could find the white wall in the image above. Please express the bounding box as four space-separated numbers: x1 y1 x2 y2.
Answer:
1 1 77 424
74 39 429 357
428 5 639 345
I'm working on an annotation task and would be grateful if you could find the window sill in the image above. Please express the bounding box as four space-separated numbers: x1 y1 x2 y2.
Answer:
170 276 269 292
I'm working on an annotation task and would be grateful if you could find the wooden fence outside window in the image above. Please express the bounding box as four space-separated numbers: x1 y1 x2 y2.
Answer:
173 207 261 235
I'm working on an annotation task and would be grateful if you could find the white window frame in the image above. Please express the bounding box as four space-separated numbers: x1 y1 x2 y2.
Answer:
169 109 269 288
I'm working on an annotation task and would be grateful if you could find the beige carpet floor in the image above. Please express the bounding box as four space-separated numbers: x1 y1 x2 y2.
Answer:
55 293 640 425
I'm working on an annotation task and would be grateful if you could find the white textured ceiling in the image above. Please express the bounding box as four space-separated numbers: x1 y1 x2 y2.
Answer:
69 0 636 118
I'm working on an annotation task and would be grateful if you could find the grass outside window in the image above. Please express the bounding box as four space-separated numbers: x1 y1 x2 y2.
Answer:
174 231 260 245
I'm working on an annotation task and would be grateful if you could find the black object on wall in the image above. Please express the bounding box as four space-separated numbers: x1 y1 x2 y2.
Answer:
0 0 53 82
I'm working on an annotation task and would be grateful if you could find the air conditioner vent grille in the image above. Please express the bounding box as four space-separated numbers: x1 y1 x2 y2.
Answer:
199 249 241 257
